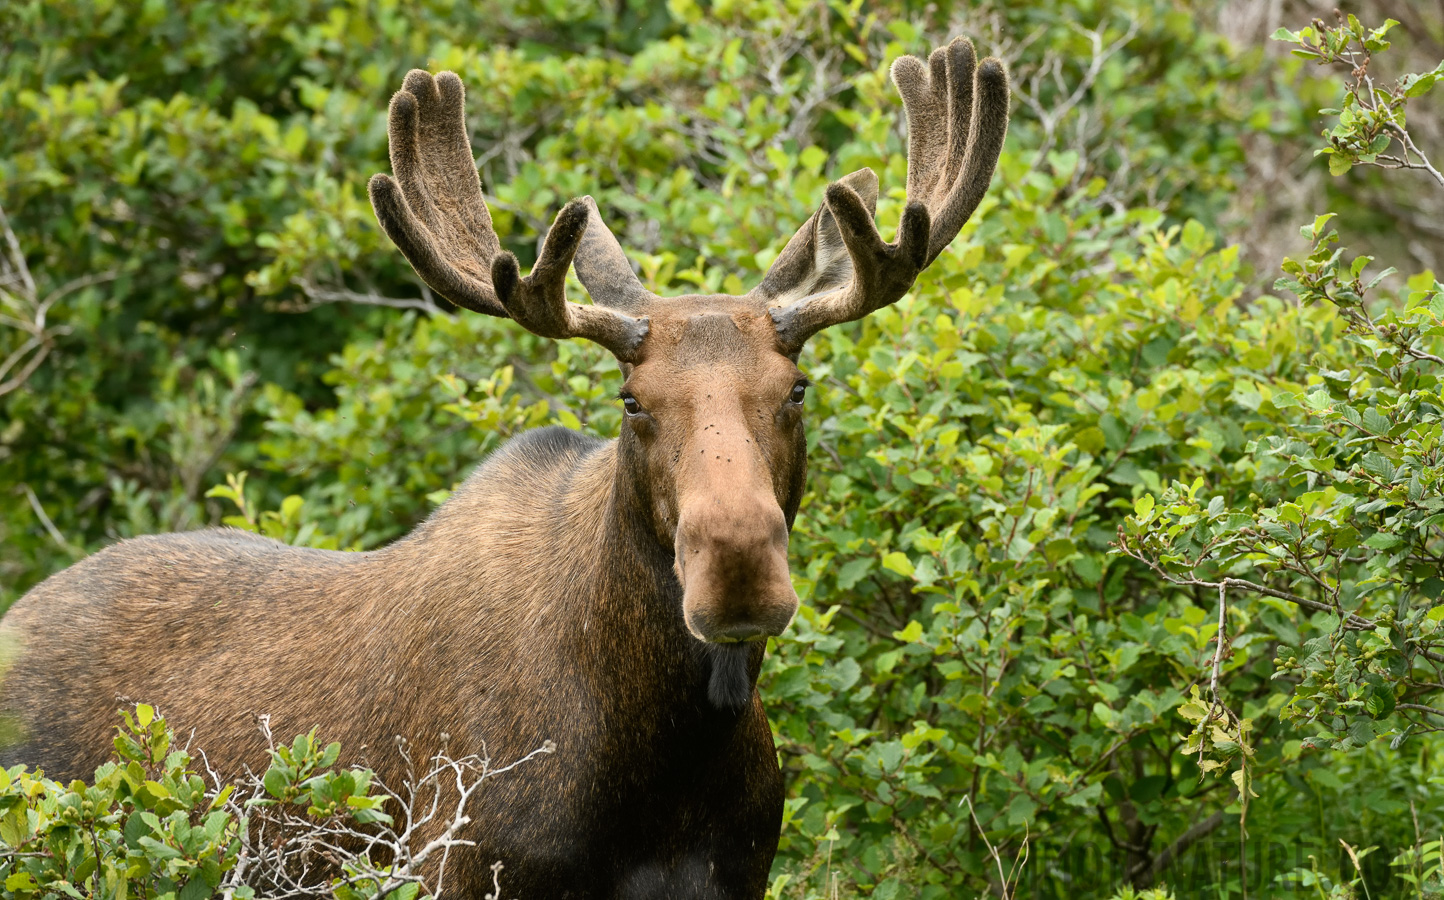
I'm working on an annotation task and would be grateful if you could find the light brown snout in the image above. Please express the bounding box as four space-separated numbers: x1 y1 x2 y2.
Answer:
675 496 798 643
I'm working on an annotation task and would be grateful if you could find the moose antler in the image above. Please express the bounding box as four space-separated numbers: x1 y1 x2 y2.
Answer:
758 38 1010 352
367 70 652 360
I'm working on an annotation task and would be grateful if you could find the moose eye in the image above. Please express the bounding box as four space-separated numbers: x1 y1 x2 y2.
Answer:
622 394 642 416
789 382 808 404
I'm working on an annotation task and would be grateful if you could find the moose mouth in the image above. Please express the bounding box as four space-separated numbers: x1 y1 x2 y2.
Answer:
708 624 769 644
680 588 798 645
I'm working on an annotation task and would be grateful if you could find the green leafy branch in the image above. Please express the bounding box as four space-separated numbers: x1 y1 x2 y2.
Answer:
1274 12 1444 186
0 706 554 899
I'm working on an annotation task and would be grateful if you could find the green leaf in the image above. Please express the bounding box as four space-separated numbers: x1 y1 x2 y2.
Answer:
179 876 214 900
1362 409 1391 435
1347 718 1378 745
837 557 873 590
138 835 184 860
262 767 289 800
892 621 924 643
279 494 304 522
1365 684 1396 719
1403 71 1440 98
5 872 38 892
1309 213 1337 238
1363 532 1402 550
906 468 935 486
1362 452 1394 480
880 552 914 578
875 741 904 773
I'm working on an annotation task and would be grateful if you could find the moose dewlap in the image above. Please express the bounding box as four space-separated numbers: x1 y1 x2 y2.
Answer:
0 36 1008 899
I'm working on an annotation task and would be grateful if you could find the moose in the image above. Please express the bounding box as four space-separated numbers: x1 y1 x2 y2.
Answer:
0 36 1008 899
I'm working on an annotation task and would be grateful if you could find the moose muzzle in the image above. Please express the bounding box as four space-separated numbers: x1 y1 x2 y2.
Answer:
675 496 798 643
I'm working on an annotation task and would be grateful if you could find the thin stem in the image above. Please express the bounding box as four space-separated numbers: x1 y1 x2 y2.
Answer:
21 483 80 556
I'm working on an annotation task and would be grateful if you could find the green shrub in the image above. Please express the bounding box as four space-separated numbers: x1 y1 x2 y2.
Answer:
7 2 1444 898
0 0 1270 606
0 705 544 899
1 705 244 899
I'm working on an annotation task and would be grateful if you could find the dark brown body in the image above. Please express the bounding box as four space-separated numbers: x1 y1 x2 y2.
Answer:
0 427 784 898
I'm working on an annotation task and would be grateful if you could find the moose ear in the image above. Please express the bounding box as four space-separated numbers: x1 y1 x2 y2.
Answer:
573 196 652 315
750 168 878 308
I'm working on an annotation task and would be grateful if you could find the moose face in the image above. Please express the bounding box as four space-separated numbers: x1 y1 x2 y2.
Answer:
618 296 807 644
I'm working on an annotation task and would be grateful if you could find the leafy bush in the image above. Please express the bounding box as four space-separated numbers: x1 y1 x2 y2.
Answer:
1 704 243 899
7 1 1444 898
0 705 544 899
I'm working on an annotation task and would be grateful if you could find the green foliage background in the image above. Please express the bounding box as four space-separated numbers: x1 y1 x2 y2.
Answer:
4 0 1444 897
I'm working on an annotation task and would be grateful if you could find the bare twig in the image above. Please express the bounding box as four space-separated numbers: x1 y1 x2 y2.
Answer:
0 201 117 398
294 277 441 315
1210 582 1227 716
213 720 554 899
1012 18 1142 177
1396 702 1444 717
962 795 1024 899
20 483 81 556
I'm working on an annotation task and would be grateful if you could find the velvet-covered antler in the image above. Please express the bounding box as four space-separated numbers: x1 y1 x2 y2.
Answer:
758 38 1010 352
367 70 652 360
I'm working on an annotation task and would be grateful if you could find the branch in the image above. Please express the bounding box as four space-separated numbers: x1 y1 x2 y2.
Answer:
1390 125 1444 189
0 199 118 398
1210 582 1227 712
1397 702 1444 717
20 483 81 556
1136 810 1226 887
1014 17 1141 175
294 277 441 314
0 202 36 299
1116 540 1444 665
962 795 1021 900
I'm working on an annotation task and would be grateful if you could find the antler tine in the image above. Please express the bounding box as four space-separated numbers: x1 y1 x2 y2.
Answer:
897 38 1011 267
369 71 505 316
490 200 650 357
766 38 1009 352
368 71 649 361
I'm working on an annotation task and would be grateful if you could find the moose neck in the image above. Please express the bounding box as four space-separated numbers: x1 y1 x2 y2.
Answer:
381 425 767 718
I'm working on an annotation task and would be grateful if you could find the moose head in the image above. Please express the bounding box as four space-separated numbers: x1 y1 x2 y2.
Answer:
368 38 1009 652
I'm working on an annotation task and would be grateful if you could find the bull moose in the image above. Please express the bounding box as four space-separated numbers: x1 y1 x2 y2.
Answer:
0 36 1009 899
